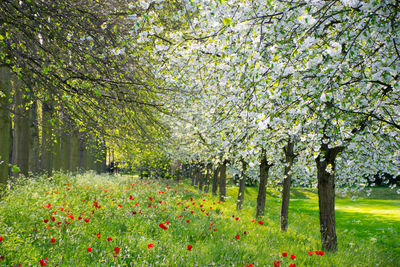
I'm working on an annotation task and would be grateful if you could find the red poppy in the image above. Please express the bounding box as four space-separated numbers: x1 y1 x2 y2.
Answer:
84 218 90 223
191 211 194 214
159 223 168 230
282 252 288 257
118 204 122 208
44 219 49 223
149 197 153 201
107 237 112 242
39 258 48 266
244 231 247 235
148 243 154 249
87 247 92 252
308 251 314 256
186 220 190 223
114 247 120 254
316 250 324 256
274 261 280 267
235 235 240 239
235 217 239 221
251 219 255 223
50 238 56 243
258 221 264 225
45 204 51 209
0 236 2 242
246 265 253 267
289 264 296 267
51 216 55 222
129 195 134 200
95 232 101 238
187 245 193 251
290 254 296 260
78 216 82 220
166 221 170 225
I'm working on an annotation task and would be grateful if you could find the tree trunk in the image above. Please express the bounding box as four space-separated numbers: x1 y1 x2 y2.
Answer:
256 149 272 217
316 144 343 252
212 164 219 195
29 99 39 174
40 100 53 175
204 163 211 193
236 159 247 211
11 76 30 177
219 160 227 202
190 164 195 186
280 140 295 231
78 134 85 171
0 67 11 185
68 130 79 173
198 165 203 191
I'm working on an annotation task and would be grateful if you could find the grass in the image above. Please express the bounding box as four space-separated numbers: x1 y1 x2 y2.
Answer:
0 172 399 266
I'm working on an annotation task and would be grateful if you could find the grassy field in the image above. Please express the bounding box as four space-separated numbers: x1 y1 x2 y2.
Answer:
0 172 398 266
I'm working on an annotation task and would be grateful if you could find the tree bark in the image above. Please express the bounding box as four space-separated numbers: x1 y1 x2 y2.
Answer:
212 164 219 195
68 130 79 173
236 159 247 211
204 163 212 193
280 140 295 231
198 165 203 191
52 126 61 172
316 144 343 252
0 66 11 185
40 100 54 175
256 149 272 217
190 164 195 186
219 160 228 202
78 134 85 171
11 77 30 177
29 99 39 174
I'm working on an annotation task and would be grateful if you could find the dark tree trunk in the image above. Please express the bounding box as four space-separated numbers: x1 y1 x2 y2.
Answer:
78 134 85 171
195 164 200 186
198 165 203 191
219 160 228 202
204 163 212 193
0 67 11 185
212 164 219 195
29 98 39 174
190 164 195 186
68 130 79 173
236 159 247 211
52 123 61 172
40 100 54 175
316 144 343 252
256 149 272 217
280 140 295 231
11 77 30 177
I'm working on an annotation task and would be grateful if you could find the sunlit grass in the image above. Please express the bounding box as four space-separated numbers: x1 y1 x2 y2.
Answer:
0 172 398 266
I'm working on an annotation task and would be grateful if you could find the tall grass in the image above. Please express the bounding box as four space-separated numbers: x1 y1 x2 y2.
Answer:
0 172 398 266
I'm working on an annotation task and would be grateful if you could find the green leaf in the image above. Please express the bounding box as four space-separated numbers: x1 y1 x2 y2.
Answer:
222 18 232 26
11 165 21 173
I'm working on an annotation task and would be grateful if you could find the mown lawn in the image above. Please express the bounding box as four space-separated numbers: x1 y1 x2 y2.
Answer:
0 172 398 266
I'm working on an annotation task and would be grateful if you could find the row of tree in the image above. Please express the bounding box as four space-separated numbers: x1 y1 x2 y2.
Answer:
0 67 106 184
